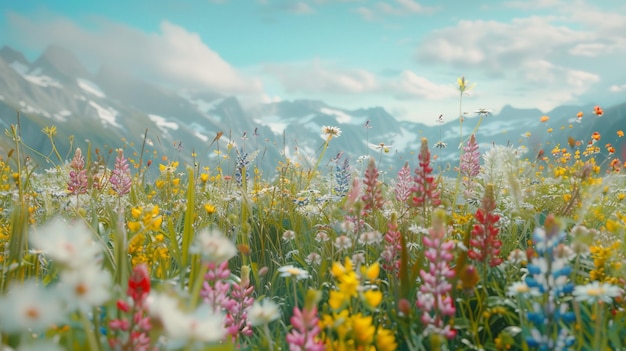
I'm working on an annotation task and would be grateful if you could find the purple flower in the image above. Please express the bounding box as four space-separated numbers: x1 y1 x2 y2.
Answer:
67 148 88 195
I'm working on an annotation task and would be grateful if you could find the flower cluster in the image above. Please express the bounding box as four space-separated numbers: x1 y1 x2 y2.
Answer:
468 184 503 268
416 209 457 341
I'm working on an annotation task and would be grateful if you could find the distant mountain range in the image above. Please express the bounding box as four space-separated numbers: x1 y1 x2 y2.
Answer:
1 45 624 179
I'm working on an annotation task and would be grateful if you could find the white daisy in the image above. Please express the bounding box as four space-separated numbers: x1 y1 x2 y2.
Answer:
277 265 310 280
334 235 352 251
305 252 322 265
358 231 383 246
59 264 112 313
0 280 65 334
282 230 296 242
573 282 622 304
321 125 342 140
30 217 101 269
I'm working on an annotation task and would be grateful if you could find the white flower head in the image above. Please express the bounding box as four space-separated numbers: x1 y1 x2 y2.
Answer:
59 264 112 313
278 265 310 280
282 230 296 242
248 299 281 326
321 125 342 140
30 217 101 269
358 230 383 246
0 280 65 334
305 252 322 265
573 282 622 304
148 292 225 343
334 235 352 251
191 227 237 263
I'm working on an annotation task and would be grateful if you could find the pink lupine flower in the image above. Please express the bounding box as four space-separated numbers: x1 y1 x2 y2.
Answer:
361 157 384 214
416 210 456 340
110 148 132 196
468 184 503 268
460 134 480 197
286 306 324 351
381 213 402 273
410 138 441 209
68 148 88 195
394 161 413 203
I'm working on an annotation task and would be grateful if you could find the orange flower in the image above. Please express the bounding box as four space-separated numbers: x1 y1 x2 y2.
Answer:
568 136 576 148
540 115 550 123
618 130 624 137
593 105 604 116
608 146 615 155
591 132 601 141
576 111 583 118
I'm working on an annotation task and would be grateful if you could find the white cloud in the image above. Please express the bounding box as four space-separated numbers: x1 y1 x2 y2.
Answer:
390 71 457 100
264 60 377 94
284 2 315 14
609 84 626 93
354 7 376 20
5 12 262 95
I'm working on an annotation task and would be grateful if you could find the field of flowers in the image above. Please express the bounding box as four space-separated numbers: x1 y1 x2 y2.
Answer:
1 85 626 350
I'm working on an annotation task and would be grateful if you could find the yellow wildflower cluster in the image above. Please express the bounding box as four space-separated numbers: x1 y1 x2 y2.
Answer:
127 205 170 278
0 220 9 263
0 159 12 192
155 161 181 195
589 242 622 284
320 257 396 351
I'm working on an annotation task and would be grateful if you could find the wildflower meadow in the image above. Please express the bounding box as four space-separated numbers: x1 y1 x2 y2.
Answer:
1 78 626 351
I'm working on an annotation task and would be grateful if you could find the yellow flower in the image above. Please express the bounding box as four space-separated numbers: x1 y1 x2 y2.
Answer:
351 314 375 346
200 173 209 182
204 203 216 214
362 262 380 281
329 290 347 310
362 289 382 308
375 327 398 351
131 206 143 219
127 221 141 232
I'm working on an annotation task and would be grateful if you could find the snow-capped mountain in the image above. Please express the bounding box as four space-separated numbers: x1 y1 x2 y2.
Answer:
0 45 624 179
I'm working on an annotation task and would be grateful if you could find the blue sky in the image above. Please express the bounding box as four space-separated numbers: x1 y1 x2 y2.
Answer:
1 0 625 125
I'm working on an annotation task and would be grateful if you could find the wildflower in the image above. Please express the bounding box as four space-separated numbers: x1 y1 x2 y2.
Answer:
593 105 603 116
474 108 493 117
305 252 322 265
573 282 621 304
286 305 325 351
468 184 503 268
247 299 281 326
282 230 296 242
278 265 310 280
0 281 65 334
204 203 216 214
410 138 441 210
67 147 88 195
394 162 412 204
110 149 131 196
149 292 226 343
416 209 456 340
507 249 526 265
368 142 393 153
618 130 624 137
333 156 351 197
460 134 480 195
333 235 352 250
59 264 112 313
361 158 384 214
592 131 601 141
30 217 101 269
507 282 532 297
315 231 329 243
191 227 237 263
540 115 550 123
321 125 342 140
358 230 383 246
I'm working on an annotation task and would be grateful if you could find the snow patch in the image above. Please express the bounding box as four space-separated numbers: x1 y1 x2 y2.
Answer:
88 101 121 128
10 62 62 88
148 114 179 132
77 78 106 98
53 110 71 122
320 107 352 124
253 118 287 135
